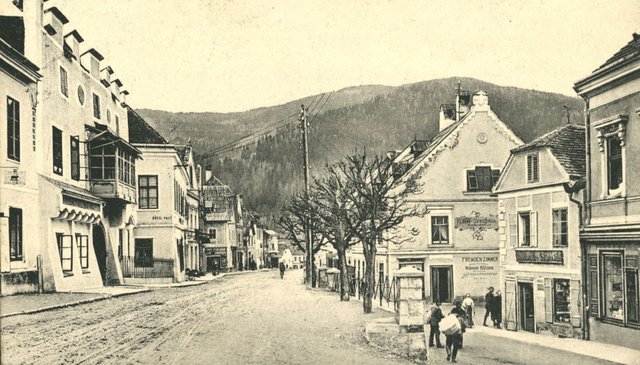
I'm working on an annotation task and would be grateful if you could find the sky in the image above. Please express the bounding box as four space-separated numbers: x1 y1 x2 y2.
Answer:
46 0 640 113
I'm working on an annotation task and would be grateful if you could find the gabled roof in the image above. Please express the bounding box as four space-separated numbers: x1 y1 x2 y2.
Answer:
127 108 168 144
593 33 640 75
512 124 585 178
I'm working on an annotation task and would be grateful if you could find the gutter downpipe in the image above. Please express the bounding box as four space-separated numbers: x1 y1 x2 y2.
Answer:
565 182 588 341
583 97 592 341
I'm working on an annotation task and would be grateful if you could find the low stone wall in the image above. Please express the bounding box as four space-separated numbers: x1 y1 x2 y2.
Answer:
0 270 39 296
364 318 427 361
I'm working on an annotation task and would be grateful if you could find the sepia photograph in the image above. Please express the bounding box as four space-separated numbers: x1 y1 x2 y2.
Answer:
0 0 639 364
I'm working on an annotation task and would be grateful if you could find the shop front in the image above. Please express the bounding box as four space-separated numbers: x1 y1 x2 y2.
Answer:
203 246 228 273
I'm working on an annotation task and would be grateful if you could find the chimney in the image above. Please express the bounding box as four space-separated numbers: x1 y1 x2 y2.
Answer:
471 90 490 112
120 90 129 107
43 7 68 46
100 65 113 86
439 104 456 131
80 48 104 79
63 30 83 60
205 165 212 184
111 78 122 98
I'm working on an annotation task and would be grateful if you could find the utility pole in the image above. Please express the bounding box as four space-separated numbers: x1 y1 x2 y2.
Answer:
299 104 313 289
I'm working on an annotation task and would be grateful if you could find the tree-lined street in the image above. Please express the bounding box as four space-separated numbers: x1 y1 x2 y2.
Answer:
0 271 624 365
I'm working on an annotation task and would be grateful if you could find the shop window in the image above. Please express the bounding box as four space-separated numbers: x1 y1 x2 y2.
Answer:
625 256 639 324
7 96 20 162
553 279 570 323
518 211 537 247
59 66 68 97
138 175 158 209
75 234 89 269
607 136 623 192
527 153 539 183
431 216 449 245
9 207 23 261
93 93 101 119
552 208 568 247
70 136 80 180
602 253 624 320
466 166 500 192
90 144 116 180
134 239 153 267
52 127 63 175
56 233 73 272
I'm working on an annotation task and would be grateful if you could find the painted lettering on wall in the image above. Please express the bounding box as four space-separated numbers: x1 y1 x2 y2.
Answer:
455 211 498 240
152 215 172 221
461 255 498 278
515 250 564 265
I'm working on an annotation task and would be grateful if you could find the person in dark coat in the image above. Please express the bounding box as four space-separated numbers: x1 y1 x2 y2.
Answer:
446 300 466 362
428 301 444 348
279 262 286 279
492 290 502 328
483 286 494 326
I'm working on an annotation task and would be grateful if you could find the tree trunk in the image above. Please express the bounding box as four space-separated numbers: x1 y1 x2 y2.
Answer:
312 260 317 287
337 247 349 301
362 239 377 313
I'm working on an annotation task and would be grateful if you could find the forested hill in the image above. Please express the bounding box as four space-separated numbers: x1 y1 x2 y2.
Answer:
137 77 584 224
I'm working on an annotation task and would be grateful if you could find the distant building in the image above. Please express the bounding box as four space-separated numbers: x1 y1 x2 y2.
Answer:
494 124 585 337
127 110 200 283
263 229 279 268
201 168 244 272
348 87 523 303
574 33 640 350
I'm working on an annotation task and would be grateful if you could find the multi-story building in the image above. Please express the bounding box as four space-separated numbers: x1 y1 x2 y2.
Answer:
494 124 585 338
348 87 523 303
127 110 200 283
574 33 640 350
0 2 42 296
201 168 244 272
263 229 279 268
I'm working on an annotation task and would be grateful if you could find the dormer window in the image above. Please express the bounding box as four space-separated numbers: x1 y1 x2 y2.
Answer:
527 153 539 183
466 166 500 192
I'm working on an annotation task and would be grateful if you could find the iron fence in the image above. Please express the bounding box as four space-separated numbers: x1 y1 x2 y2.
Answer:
120 256 174 278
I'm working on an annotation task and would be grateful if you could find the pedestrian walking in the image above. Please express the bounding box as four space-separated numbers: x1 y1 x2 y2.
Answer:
445 301 466 362
279 261 286 279
428 301 444 348
462 293 475 328
492 290 502 328
483 286 494 326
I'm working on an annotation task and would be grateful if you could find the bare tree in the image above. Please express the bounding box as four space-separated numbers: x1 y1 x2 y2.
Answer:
342 152 426 313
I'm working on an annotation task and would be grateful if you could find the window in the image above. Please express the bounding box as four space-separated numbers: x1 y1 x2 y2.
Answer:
107 109 111 123
527 153 539 183
553 279 570 323
56 233 73 272
77 85 85 105
431 216 449 244
92 93 101 119
602 253 624 320
75 234 89 269
89 144 116 180
52 127 63 175
518 211 537 247
209 229 217 240
70 136 80 180
115 115 120 135
9 207 23 261
7 97 20 161
118 229 123 259
134 239 153 267
466 166 500 192
138 175 158 209
59 66 68 97
607 136 623 192
552 208 568 247
117 149 135 185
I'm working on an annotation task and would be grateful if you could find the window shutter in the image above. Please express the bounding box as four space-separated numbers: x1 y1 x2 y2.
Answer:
508 213 517 247
505 280 517 330
544 278 553 323
529 211 538 247
588 255 599 317
569 279 581 328
527 155 532 182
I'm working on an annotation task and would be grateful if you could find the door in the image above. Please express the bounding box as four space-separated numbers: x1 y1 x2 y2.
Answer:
431 266 452 303
92 224 107 284
518 282 535 332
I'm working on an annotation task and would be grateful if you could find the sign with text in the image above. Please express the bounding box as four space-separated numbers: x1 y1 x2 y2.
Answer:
515 250 564 265
455 211 498 240
461 255 498 278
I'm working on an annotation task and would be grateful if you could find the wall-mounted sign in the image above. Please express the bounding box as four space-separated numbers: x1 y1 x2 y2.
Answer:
515 250 564 265
461 255 498 278
455 211 498 240
3 168 25 185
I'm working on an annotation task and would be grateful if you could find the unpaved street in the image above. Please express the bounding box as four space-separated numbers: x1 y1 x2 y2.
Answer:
0 270 620 365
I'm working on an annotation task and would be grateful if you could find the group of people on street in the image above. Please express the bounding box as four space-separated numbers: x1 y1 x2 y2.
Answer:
427 287 503 362
483 286 502 328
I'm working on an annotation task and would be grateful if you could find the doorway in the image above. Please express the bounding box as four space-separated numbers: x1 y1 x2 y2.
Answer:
518 282 535 332
431 266 452 303
92 224 107 285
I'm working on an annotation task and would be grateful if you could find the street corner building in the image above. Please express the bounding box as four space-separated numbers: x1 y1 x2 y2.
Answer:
574 33 640 350
127 109 201 284
493 123 586 338
348 87 524 303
